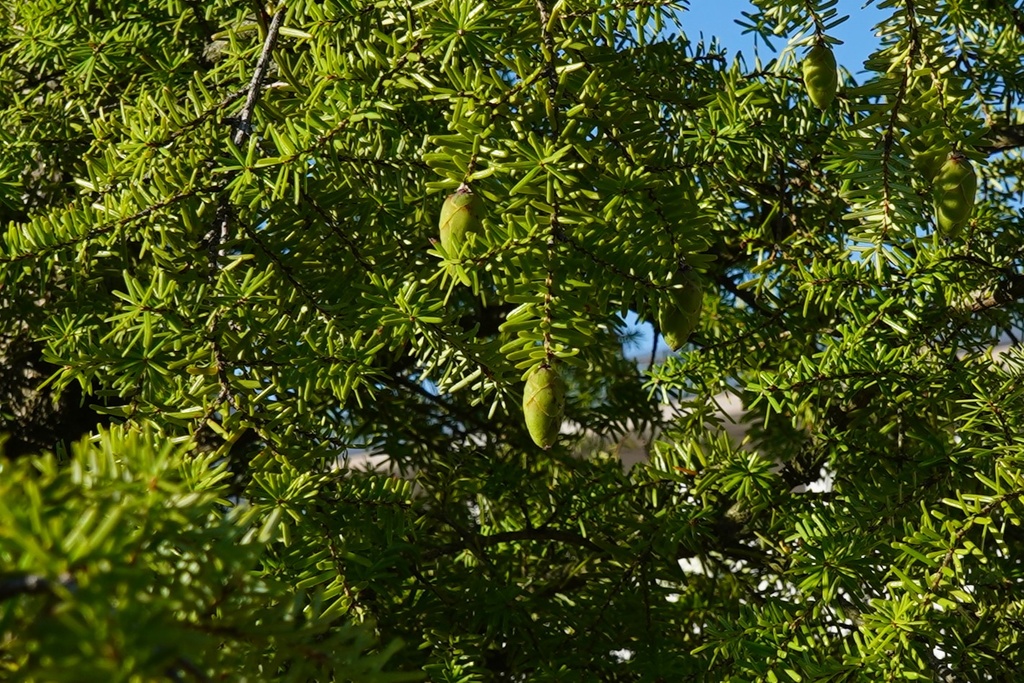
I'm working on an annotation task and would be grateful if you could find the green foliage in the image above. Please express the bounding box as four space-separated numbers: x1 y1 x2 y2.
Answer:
1 0 1023 680
0 426 411 681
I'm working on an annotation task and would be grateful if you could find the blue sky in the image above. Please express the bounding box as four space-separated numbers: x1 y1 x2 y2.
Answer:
680 0 888 76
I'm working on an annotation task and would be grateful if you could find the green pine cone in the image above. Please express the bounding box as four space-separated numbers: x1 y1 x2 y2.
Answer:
523 365 565 449
658 269 703 351
438 187 483 257
933 153 976 238
802 43 838 109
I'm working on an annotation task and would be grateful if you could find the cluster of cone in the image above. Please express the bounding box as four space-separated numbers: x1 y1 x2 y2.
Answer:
438 187 569 449
436 37 978 450
799 43 978 236
436 188 707 449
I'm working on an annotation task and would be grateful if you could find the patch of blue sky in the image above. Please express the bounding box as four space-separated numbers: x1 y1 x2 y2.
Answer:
677 0 887 74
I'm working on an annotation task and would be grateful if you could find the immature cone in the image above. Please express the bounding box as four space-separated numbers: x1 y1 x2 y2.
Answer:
802 43 838 109
438 187 483 258
932 152 976 238
522 365 565 449
658 269 703 352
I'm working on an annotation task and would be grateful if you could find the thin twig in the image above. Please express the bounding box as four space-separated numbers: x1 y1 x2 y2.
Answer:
232 7 286 147
210 6 287 262
647 331 658 371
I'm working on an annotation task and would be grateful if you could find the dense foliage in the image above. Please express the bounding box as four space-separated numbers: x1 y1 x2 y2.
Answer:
2 0 1023 680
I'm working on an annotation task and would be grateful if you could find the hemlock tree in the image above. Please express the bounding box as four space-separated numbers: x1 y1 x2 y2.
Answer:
2 0 1024 680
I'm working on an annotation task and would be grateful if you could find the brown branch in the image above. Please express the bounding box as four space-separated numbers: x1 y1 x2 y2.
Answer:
956 273 1024 313
479 529 605 552
0 184 219 265
0 572 75 602
424 527 611 560
210 6 287 262
980 123 1024 155
927 491 1024 594
232 8 286 147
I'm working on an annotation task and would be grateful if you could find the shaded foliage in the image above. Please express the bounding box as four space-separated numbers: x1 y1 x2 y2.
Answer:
2 0 1024 680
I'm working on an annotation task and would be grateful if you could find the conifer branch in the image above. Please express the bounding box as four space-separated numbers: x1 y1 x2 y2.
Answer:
982 123 1024 154
210 5 287 261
